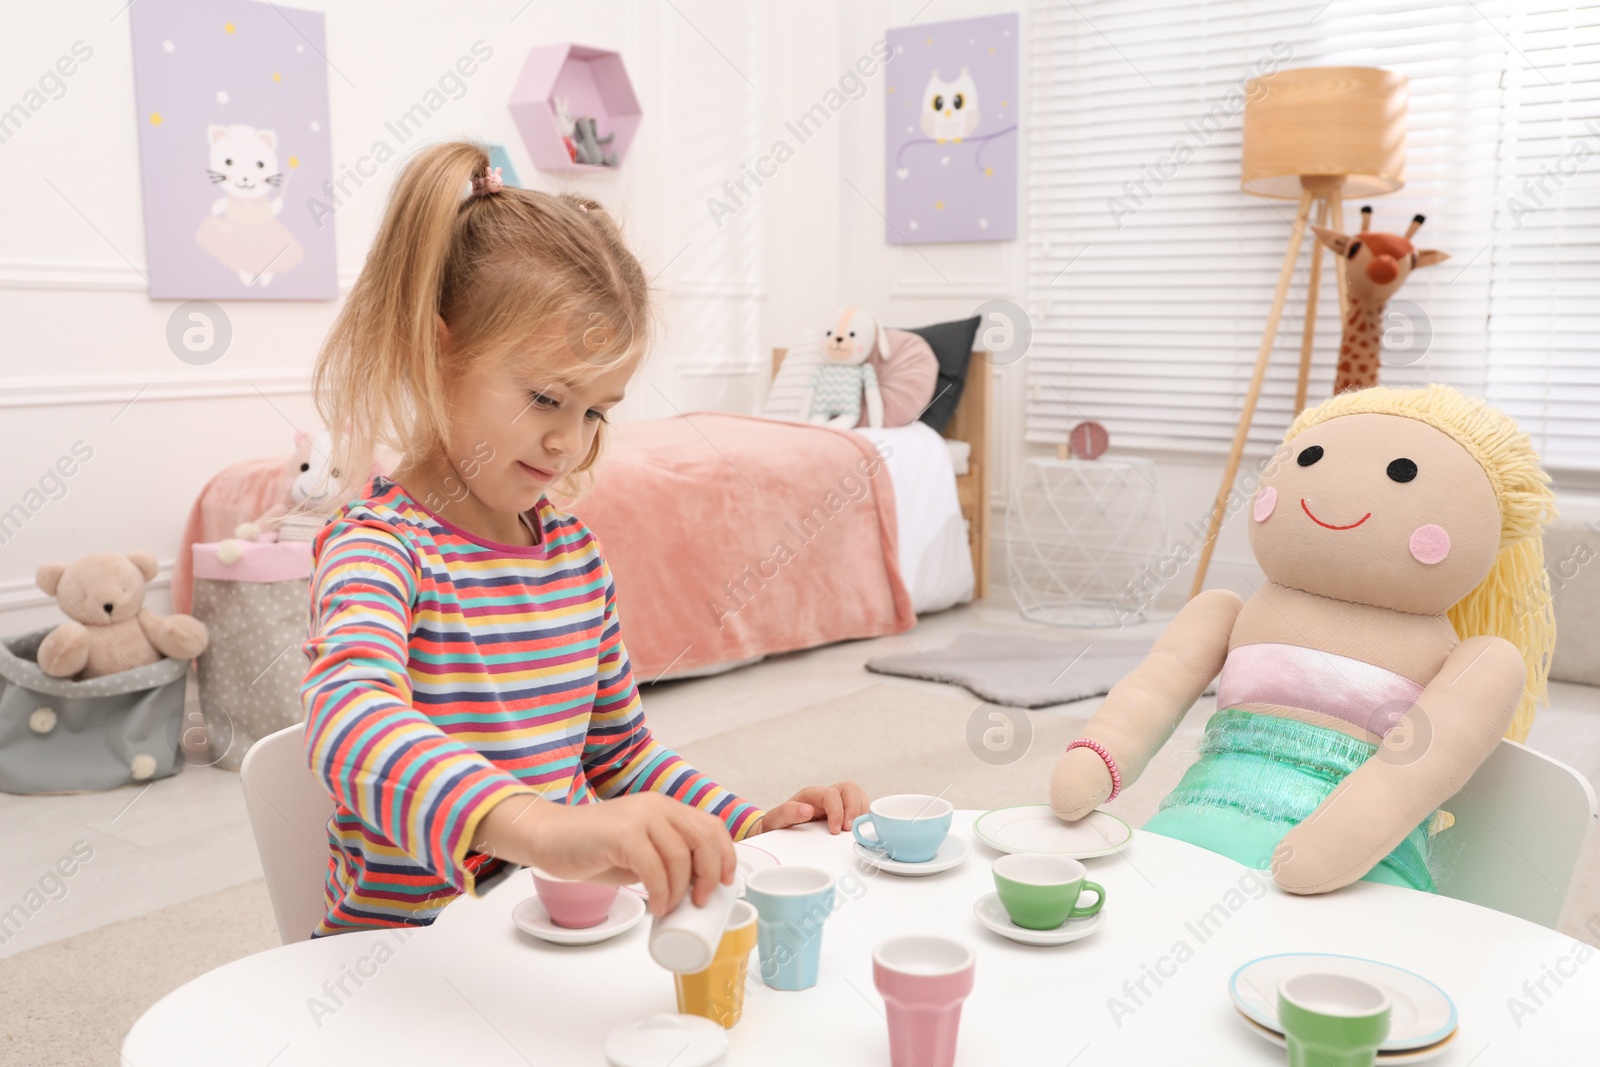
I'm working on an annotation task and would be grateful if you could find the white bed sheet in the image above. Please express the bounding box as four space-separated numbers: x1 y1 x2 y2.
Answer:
853 422 975 614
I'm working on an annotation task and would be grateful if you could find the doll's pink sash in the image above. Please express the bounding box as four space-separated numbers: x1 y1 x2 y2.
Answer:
1217 642 1425 738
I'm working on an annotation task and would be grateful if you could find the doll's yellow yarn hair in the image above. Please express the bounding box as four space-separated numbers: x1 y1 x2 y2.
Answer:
1287 384 1557 742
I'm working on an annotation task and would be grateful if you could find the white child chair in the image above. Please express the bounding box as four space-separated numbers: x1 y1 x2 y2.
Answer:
1434 738 1598 929
238 722 334 944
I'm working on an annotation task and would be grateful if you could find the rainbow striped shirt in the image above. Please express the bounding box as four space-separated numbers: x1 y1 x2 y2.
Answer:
300 475 762 937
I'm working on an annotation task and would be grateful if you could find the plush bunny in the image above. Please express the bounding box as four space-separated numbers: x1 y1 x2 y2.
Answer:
798 307 887 429
239 429 341 541
1049 385 1555 896
35 552 209 679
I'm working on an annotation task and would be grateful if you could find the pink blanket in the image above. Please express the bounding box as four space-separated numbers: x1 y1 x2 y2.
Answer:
568 413 915 680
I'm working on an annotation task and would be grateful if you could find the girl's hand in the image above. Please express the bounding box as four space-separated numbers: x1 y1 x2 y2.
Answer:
476 793 737 917
756 782 869 834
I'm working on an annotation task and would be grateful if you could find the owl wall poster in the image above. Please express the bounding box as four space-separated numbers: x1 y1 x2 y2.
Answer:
129 0 337 299
884 12 1019 244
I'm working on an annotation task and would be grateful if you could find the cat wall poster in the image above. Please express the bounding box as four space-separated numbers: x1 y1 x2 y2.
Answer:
129 0 336 299
884 12 1019 244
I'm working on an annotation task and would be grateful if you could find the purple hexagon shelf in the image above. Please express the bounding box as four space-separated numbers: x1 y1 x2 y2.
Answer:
509 43 641 172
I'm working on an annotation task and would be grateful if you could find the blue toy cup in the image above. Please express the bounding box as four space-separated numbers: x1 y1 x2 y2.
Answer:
851 794 954 863
743 866 836 991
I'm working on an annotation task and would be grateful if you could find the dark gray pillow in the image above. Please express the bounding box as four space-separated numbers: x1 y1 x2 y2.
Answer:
900 316 981 433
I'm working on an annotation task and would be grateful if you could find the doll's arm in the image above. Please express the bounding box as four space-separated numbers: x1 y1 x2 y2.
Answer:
863 363 884 429
1272 635 1524 894
1049 588 1241 820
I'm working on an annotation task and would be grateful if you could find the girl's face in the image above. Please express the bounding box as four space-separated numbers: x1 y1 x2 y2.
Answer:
432 315 634 521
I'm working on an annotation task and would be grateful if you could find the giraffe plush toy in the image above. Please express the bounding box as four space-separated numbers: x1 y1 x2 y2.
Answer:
1312 208 1450 395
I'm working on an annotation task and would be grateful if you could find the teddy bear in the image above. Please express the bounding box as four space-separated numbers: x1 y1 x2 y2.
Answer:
35 552 209 680
798 307 888 429
1049 385 1554 895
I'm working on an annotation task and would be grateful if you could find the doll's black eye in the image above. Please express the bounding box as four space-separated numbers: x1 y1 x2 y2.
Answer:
300 462 311 472
1387 458 1417 483
1296 446 1323 467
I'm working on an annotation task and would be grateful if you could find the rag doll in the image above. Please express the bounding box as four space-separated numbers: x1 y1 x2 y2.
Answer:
798 307 887 429
1049 385 1555 895
195 124 305 287
35 552 209 680
1312 208 1449 396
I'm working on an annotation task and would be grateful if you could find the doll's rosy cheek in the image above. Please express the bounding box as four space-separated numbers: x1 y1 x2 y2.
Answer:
1253 486 1278 522
1409 524 1451 564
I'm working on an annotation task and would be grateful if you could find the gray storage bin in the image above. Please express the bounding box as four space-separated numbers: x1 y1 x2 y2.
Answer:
0 627 189 794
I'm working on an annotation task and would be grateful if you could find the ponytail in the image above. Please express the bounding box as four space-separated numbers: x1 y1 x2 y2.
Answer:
311 141 652 510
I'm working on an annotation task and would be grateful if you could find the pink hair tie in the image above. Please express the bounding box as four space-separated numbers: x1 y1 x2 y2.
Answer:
469 166 503 197
1066 738 1122 801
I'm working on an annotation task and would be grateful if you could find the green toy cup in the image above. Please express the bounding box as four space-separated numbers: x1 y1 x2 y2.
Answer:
1277 972 1392 1067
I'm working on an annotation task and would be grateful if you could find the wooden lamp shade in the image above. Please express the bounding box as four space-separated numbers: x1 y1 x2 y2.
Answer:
1241 66 1408 199
1190 66 1412 597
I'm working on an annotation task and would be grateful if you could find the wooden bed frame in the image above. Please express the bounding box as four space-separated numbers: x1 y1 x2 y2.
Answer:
770 348 991 598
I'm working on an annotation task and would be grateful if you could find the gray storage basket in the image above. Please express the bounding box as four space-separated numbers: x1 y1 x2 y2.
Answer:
0 627 189 794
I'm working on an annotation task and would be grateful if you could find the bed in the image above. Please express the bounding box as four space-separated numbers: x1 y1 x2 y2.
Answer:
566 348 992 682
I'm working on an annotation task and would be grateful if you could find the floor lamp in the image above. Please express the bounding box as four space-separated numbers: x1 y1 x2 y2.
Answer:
1189 66 1409 597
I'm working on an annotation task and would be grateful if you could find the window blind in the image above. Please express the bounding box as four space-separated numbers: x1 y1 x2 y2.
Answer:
1024 0 1599 471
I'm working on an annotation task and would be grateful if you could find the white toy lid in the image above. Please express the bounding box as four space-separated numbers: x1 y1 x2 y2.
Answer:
603 1014 728 1067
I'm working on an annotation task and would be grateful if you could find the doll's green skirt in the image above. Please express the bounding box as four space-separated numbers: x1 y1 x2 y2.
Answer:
1141 708 1436 892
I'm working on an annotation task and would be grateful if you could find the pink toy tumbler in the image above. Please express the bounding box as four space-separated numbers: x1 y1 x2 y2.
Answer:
871 935 976 1067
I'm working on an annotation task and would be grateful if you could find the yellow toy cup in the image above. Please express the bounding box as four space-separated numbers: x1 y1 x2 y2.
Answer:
673 899 759 1028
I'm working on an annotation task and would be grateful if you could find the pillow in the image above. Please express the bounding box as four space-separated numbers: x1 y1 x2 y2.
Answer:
900 316 981 433
857 328 939 428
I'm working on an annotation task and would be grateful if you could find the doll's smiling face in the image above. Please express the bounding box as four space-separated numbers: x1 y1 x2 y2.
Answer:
1248 412 1502 615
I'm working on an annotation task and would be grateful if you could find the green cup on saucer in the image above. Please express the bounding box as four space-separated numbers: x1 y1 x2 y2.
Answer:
991 854 1105 931
1277 972 1392 1067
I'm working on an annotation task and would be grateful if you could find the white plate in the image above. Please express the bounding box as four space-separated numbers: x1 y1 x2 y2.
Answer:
973 804 1133 858
1230 953 1457 1051
853 834 971 876
736 842 780 887
604 1013 728 1067
972 892 1106 946
512 891 647 946
1233 1007 1458 1063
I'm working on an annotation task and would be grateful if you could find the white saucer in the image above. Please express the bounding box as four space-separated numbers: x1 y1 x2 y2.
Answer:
604 1013 727 1067
853 834 971 876
735 841 780 889
1229 953 1457 1051
972 892 1106 946
973 804 1133 858
512 890 647 945
1233 1006 1458 1063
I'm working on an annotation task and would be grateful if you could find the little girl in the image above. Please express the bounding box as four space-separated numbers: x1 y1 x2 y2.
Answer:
299 142 865 937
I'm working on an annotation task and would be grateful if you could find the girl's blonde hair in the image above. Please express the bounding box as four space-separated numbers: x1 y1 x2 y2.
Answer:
311 140 652 507
1287 384 1558 741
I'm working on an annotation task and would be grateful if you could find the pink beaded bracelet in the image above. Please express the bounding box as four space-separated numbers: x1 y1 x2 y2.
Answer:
1066 738 1122 801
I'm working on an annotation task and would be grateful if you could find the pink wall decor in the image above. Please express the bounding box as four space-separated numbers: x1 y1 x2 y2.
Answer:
509 43 641 172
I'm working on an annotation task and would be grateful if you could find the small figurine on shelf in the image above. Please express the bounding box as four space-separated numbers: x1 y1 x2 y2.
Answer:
573 116 618 167
553 96 578 163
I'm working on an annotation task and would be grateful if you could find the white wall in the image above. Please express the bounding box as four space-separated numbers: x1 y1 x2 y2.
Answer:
0 0 1262 639
0 0 769 632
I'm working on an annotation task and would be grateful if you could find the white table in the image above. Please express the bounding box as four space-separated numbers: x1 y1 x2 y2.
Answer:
125 812 1600 1064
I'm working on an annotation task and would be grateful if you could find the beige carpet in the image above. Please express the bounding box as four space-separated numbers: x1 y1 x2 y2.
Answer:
0 879 280 1066
4 683 1594 1064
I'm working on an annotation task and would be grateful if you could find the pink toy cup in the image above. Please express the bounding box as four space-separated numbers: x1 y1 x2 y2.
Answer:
531 868 620 929
871 935 976 1067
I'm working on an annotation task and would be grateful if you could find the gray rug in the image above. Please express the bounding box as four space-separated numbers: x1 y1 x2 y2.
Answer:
865 630 1212 708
